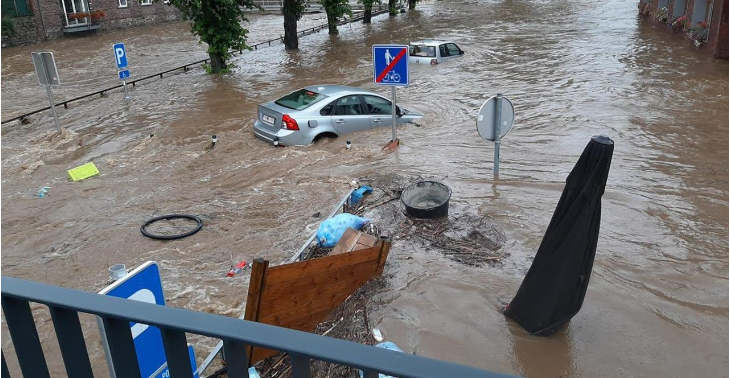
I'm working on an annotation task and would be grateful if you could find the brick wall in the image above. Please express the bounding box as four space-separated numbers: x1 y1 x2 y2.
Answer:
91 0 182 32
639 0 728 59
4 0 182 46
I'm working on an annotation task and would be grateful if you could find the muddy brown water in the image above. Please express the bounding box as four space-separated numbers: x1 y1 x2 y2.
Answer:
1 0 728 377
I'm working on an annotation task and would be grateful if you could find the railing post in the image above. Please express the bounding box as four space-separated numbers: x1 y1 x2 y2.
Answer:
223 340 249 378
102 317 142 378
49 306 94 378
1 297 51 378
160 328 193 378
291 354 312 378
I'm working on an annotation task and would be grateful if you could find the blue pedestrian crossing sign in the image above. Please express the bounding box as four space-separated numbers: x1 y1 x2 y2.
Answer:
373 44 409 86
98 261 198 378
113 42 128 68
118 69 130 80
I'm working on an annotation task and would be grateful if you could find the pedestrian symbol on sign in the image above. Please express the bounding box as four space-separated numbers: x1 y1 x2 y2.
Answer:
384 49 393 65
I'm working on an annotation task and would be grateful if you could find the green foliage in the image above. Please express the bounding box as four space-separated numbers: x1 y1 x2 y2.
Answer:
166 0 260 73
388 0 396 15
320 0 351 33
283 0 306 21
1 16 16 37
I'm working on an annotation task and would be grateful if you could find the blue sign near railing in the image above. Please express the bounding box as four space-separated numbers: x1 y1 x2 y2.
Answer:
97 261 197 378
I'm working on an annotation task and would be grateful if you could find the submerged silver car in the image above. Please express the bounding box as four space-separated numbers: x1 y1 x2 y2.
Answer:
253 85 424 146
409 39 464 65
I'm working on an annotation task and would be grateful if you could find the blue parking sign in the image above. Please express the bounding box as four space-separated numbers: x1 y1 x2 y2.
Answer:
373 45 409 86
113 43 128 68
97 262 199 378
118 69 130 80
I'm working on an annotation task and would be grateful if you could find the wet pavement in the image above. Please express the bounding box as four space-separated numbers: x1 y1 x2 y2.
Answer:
1 1 728 377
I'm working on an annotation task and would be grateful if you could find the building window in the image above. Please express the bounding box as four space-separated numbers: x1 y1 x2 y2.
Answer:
118 0 127 7
1 0 32 16
140 0 151 5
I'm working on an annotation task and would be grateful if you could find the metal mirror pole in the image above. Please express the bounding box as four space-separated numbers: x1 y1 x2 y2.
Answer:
493 93 502 179
122 79 130 102
39 58 61 134
391 86 397 141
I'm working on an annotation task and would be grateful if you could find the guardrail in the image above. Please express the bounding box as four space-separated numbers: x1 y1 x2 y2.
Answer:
0 7 387 126
1 276 516 378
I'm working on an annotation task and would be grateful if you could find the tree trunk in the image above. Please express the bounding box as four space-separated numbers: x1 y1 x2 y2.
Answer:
408 0 416 9
283 1 298 50
363 5 372 23
326 10 338 34
209 53 226 73
388 0 397 15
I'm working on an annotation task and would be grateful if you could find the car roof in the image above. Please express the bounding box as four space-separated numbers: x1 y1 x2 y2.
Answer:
303 84 376 97
410 39 450 46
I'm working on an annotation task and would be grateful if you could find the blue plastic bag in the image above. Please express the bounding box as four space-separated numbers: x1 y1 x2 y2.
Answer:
349 185 373 206
316 213 370 247
358 342 404 378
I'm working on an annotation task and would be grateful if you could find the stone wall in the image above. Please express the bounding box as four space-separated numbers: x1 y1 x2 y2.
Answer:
4 14 44 46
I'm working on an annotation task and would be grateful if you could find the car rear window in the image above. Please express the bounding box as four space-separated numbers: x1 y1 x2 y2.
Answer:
275 89 327 110
409 44 436 57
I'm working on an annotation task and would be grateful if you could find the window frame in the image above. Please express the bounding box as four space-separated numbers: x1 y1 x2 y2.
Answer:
140 0 152 6
362 95 393 116
446 43 462 56
332 95 365 116
118 0 128 8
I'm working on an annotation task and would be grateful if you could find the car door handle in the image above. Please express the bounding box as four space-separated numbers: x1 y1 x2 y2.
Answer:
373 119 383 123
335 119 345 124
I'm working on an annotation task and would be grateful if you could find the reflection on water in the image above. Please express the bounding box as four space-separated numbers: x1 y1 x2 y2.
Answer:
1 0 727 377
507 322 579 378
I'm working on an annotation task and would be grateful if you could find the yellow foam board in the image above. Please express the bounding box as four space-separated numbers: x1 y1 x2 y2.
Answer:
68 162 99 181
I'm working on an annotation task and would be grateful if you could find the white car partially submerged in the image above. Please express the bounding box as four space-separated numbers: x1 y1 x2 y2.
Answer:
409 39 464 65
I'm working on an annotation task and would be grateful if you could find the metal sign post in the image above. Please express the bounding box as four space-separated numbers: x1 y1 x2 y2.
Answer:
494 93 503 178
31 52 61 133
391 86 397 141
372 44 409 145
476 94 515 179
113 43 131 102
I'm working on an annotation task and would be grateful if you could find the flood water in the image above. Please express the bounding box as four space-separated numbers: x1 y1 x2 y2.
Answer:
1 0 728 377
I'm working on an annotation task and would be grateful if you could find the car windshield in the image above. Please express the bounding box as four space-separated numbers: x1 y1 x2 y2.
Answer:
275 89 328 110
409 45 436 57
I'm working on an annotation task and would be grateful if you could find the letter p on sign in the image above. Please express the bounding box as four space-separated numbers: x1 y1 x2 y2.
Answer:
113 43 128 68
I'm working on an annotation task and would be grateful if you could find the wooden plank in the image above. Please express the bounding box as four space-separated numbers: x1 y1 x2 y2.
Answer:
265 245 381 284
356 233 378 248
259 272 374 317
243 258 268 367
263 260 378 301
330 228 360 256
375 239 392 276
259 276 369 325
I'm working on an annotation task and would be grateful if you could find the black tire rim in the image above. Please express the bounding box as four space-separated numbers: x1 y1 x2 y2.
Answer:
141 214 203 240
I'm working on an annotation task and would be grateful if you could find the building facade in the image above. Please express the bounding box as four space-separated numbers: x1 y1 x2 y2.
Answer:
2 0 183 46
639 0 728 59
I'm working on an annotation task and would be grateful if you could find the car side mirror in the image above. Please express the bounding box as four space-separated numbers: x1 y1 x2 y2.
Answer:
460 50 464 55
308 120 318 128
396 107 403 117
